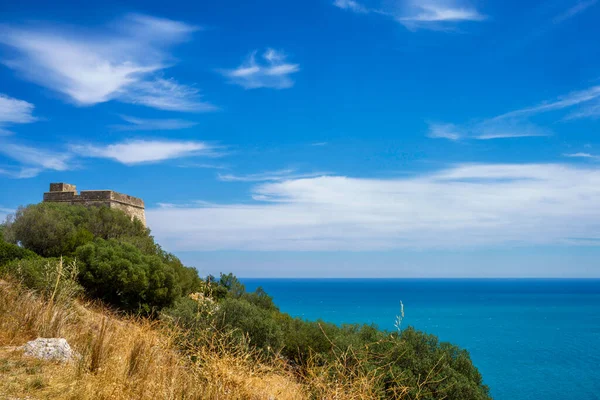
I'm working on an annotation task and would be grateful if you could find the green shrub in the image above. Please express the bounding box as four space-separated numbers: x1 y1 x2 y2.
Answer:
0 239 38 267
1 257 49 289
1 257 82 301
215 298 284 352
3 203 202 307
76 239 180 313
3 203 149 258
199 273 491 400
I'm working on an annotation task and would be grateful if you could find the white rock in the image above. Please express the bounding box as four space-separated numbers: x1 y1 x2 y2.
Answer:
22 338 77 362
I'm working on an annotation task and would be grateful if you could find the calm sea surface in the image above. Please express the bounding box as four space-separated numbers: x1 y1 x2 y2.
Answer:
242 279 600 400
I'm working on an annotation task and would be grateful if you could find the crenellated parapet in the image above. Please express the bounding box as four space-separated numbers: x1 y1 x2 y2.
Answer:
43 183 146 226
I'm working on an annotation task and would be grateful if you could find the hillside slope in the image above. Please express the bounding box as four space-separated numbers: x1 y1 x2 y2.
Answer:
0 279 307 400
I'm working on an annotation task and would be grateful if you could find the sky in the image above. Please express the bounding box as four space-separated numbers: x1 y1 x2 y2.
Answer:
1 0 600 277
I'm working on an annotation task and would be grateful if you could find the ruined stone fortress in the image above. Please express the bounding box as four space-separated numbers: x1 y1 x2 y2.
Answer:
43 183 146 226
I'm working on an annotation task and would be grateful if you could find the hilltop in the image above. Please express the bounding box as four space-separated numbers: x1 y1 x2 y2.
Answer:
0 202 491 399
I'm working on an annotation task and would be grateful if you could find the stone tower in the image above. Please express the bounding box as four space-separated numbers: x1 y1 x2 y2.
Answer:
43 183 146 226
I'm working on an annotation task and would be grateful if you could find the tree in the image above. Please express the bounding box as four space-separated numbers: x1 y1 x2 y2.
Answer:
76 239 180 313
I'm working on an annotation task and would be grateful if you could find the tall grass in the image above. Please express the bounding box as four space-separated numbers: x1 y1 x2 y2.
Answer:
0 260 400 399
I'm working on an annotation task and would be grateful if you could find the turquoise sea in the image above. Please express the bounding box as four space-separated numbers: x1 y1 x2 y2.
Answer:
242 279 600 400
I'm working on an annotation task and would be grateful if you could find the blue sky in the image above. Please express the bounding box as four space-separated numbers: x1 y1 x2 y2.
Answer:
2 0 600 277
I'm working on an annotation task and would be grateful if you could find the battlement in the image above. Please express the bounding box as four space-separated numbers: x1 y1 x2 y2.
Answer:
43 183 146 226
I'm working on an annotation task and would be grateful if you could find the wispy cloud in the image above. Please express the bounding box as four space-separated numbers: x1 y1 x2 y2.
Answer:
112 115 198 131
333 0 368 13
333 0 486 31
0 14 215 111
427 123 462 140
564 152 600 160
0 141 72 178
179 162 228 170
148 163 600 251
430 85 600 141
398 0 486 30
553 0 598 24
123 78 216 112
0 94 36 134
427 120 549 141
220 48 299 89
311 142 328 146
71 139 215 165
218 169 327 183
496 86 600 120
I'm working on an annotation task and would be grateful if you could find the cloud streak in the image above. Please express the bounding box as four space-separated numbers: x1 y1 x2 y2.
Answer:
564 152 600 160
71 139 215 165
0 94 36 134
112 115 198 131
147 163 600 251
430 85 600 141
333 0 486 31
0 141 72 178
220 49 299 89
553 0 598 24
218 169 328 183
0 14 215 112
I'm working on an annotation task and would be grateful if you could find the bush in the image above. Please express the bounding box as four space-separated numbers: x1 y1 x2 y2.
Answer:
215 298 284 352
76 239 181 314
3 203 149 258
194 273 491 400
3 203 202 310
1 257 82 301
0 239 38 267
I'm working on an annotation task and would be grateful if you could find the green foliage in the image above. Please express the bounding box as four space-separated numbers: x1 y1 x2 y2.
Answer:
3 201 490 399
3 203 150 258
0 238 38 267
76 239 180 314
218 273 246 298
215 298 284 351
165 273 491 400
1 257 82 301
161 296 211 331
3 203 202 313
1 257 49 289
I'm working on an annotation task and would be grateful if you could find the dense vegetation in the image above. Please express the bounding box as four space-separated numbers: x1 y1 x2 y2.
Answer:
1 203 491 399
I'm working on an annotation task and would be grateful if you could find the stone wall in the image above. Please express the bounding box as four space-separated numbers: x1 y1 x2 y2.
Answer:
43 183 146 226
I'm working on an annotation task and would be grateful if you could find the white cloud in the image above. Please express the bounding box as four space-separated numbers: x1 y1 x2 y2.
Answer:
427 120 550 141
398 1 486 30
218 169 328 183
333 0 486 31
496 85 600 120
427 123 462 140
71 139 213 165
0 14 214 111
220 49 299 89
333 0 368 13
564 152 600 160
123 78 216 112
147 163 600 251
0 94 36 134
565 101 600 120
0 94 35 124
430 85 600 141
0 142 72 178
553 0 598 24
112 115 198 131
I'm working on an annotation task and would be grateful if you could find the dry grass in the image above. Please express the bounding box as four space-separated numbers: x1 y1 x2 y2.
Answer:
0 278 393 400
0 279 306 400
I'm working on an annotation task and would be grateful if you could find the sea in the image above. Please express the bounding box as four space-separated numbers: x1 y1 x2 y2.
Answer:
242 279 600 400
